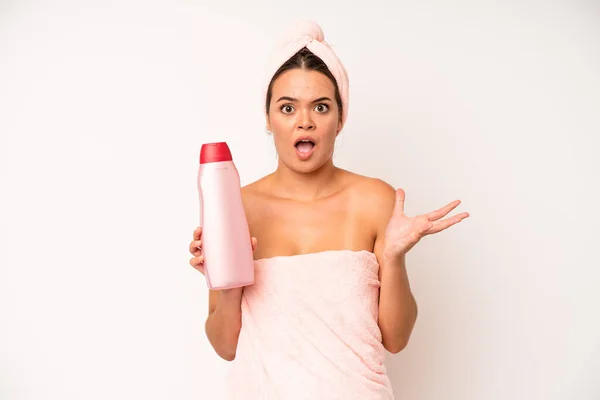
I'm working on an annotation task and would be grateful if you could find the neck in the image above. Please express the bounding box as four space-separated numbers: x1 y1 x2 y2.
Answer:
270 158 340 202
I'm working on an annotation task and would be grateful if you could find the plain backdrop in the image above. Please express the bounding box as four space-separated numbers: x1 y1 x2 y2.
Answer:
1 1 599 399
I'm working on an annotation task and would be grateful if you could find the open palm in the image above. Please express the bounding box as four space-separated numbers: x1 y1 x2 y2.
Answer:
382 189 470 262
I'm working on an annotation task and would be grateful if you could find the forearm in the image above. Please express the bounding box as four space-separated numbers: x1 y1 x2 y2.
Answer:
205 288 243 361
378 254 418 353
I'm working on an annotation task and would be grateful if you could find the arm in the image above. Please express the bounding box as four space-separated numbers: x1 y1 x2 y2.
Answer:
204 186 260 361
205 288 244 361
375 252 418 353
371 180 469 354
372 183 418 354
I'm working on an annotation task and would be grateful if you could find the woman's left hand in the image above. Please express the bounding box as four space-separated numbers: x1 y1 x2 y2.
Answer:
382 189 470 263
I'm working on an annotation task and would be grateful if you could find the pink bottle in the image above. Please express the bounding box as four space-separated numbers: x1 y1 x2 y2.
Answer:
197 142 254 290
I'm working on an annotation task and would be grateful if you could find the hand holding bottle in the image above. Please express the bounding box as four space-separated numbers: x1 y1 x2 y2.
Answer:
189 226 258 276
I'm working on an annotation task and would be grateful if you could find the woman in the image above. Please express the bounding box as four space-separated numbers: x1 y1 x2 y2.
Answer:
188 20 469 399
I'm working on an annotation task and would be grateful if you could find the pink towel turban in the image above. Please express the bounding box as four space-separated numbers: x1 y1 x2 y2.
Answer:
262 20 350 127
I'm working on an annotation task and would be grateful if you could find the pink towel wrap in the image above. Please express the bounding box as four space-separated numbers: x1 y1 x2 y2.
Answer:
224 250 394 399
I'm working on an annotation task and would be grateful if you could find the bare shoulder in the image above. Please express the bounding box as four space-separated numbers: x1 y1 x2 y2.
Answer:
344 170 396 214
341 172 398 259
240 175 274 223
241 174 271 199
339 170 397 239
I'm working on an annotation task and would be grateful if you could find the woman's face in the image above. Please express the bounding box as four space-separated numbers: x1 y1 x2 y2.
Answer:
266 68 342 173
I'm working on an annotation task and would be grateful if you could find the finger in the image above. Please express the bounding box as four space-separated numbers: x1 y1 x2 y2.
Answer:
193 226 202 240
251 237 258 252
189 255 205 274
189 239 202 256
425 212 469 235
427 200 461 221
189 255 204 267
393 189 406 216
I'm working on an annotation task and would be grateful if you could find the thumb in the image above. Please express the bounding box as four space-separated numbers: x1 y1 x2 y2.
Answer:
251 237 258 252
394 188 406 216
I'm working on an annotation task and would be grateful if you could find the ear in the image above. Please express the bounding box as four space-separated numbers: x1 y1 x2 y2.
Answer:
265 115 272 132
336 119 343 136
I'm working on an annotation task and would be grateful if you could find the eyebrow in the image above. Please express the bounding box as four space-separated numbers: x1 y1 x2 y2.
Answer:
276 96 333 103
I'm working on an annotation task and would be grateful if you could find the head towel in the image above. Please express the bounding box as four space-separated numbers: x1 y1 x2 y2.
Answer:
262 20 350 127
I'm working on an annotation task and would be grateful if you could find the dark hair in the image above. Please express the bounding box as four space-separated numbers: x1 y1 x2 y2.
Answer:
265 47 343 120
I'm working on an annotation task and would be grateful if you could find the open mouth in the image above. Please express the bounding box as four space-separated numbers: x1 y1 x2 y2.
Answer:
294 139 316 154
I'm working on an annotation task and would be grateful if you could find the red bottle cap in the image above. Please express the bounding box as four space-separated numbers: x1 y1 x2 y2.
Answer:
200 142 233 164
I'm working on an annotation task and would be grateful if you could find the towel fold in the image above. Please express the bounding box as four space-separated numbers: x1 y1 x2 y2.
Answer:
224 250 394 400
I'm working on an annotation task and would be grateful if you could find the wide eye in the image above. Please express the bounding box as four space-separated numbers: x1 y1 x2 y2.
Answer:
281 104 295 114
315 103 329 113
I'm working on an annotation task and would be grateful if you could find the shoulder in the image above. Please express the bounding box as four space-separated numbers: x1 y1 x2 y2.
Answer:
240 175 275 222
342 170 397 233
346 174 398 257
345 171 396 215
241 174 271 200
358 176 396 203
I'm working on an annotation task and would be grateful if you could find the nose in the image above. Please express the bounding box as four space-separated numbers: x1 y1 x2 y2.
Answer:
296 109 315 131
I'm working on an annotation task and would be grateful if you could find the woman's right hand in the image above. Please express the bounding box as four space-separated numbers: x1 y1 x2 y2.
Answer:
189 226 258 275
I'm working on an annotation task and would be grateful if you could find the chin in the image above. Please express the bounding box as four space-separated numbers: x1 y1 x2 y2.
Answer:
282 155 328 174
295 162 323 174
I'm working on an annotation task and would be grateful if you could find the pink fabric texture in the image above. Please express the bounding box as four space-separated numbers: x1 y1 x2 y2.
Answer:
262 20 350 127
224 250 394 400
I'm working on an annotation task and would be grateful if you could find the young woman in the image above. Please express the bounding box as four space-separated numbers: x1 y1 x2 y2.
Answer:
188 20 469 399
